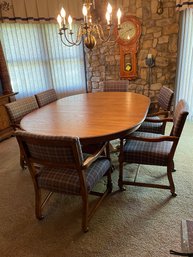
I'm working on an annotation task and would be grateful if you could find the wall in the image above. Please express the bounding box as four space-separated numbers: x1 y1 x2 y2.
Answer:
85 0 179 99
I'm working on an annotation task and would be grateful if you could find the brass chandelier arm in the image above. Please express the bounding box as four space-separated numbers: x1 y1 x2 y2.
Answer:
95 24 111 42
59 26 82 46
59 33 81 47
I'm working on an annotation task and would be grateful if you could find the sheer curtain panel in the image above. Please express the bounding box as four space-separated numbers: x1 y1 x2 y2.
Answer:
175 9 193 120
0 23 86 98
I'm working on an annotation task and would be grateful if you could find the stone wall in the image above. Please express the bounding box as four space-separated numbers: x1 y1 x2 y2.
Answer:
85 0 179 100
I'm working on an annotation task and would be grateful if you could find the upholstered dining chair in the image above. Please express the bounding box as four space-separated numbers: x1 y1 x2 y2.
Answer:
138 86 174 134
5 96 39 168
35 88 57 107
118 99 188 196
5 96 39 129
101 80 129 92
15 131 113 232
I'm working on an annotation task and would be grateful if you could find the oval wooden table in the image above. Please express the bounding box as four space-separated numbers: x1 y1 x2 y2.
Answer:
20 92 150 145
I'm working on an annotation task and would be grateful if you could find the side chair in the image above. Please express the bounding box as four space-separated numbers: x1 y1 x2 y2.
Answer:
15 131 113 232
5 96 39 169
138 86 174 134
101 80 129 92
118 99 189 196
35 88 57 108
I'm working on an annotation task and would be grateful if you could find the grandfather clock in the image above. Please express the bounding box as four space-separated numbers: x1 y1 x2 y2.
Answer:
117 16 141 80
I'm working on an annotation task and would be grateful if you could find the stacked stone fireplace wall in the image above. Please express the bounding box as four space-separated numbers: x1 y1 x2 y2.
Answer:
85 0 179 100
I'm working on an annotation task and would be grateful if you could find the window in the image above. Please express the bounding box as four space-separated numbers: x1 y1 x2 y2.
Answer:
0 23 86 99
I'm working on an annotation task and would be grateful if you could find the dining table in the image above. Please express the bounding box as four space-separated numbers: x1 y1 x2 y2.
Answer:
20 92 150 145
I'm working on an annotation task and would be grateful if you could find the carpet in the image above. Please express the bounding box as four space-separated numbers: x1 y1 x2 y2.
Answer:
0 122 193 257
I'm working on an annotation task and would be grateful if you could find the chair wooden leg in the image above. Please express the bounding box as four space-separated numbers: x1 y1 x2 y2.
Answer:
35 188 44 220
171 160 176 172
118 161 125 191
81 167 112 232
167 164 177 197
107 167 113 193
82 195 89 233
20 154 26 169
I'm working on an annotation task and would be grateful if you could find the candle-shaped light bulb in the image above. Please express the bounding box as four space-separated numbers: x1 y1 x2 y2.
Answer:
60 7 66 18
82 5 87 16
60 7 66 25
117 8 121 25
106 12 110 25
107 3 112 14
68 15 73 30
57 14 62 29
82 5 87 23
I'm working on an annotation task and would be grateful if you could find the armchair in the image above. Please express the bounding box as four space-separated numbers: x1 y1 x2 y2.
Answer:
5 96 39 129
101 80 129 92
35 88 57 107
138 86 174 134
5 96 39 168
15 131 112 232
118 100 188 196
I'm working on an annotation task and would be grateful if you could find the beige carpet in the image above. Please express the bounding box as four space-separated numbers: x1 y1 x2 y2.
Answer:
1 122 193 257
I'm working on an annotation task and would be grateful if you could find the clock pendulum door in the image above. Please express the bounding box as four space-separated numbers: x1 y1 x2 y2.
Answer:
120 44 137 79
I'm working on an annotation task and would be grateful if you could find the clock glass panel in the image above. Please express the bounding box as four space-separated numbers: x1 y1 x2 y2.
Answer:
119 21 137 41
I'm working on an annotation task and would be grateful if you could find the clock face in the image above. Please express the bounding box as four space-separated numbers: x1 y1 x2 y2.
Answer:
118 21 137 42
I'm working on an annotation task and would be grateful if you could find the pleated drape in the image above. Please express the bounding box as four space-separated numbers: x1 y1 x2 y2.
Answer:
175 9 193 120
0 0 82 21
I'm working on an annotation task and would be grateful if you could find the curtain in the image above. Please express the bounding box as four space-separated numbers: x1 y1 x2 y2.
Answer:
0 41 12 94
176 0 193 11
0 22 86 99
175 9 193 120
0 0 82 21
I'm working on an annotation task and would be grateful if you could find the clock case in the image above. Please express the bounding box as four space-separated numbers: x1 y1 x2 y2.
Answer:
116 16 141 80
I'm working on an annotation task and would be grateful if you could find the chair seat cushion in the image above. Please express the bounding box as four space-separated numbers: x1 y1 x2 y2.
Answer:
138 116 163 134
37 157 111 195
122 132 173 166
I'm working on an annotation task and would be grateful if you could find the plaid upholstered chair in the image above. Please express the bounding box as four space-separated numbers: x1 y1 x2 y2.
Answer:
15 131 112 232
101 80 129 92
118 100 188 196
138 86 174 134
5 96 39 168
5 96 39 129
35 89 57 107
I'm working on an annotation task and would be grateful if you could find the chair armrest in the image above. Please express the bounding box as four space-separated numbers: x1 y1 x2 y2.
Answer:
11 123 22 130
147 110 169 117
148 101 159 114
82 142 108 168
145 117 173 123
150 100 158 104
126 135 178 143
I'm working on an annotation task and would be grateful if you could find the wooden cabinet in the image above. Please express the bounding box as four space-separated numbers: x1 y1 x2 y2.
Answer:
0 93 16 141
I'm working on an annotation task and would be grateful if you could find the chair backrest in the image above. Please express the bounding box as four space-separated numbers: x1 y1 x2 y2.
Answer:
5 96 39 126
15 131 84 170
157 86 174 111
101 80 129 92
35 89 57 107
170 99 189 138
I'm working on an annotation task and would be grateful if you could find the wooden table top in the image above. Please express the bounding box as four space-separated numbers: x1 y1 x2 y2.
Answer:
20 92 150 144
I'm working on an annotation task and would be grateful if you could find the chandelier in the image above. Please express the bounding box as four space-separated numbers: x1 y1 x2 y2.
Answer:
57 0 122 50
